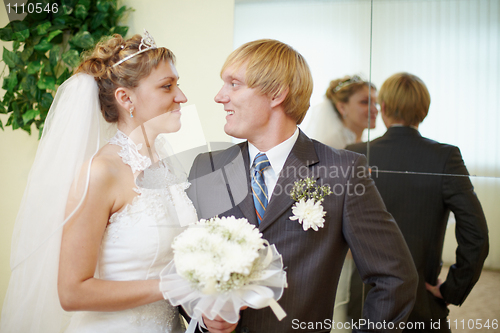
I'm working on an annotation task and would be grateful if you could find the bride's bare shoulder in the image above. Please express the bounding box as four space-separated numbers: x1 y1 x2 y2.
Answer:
87 143 132 186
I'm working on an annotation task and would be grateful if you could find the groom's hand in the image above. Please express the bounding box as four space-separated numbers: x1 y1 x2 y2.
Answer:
202 314 238 333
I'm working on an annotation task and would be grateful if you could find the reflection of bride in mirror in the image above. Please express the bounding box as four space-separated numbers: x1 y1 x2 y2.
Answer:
301 75 378 149
300 76 378 332
0 32 196 333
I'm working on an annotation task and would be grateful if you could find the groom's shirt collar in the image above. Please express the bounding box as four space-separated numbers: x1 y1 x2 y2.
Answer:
248 127 299 201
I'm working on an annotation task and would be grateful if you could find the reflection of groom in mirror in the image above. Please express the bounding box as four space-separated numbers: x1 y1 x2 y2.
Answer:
347 73 489 332
187 39 418 333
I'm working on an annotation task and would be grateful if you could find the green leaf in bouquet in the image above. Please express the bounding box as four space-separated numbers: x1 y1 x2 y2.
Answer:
0 118 3 131
62 49 80 68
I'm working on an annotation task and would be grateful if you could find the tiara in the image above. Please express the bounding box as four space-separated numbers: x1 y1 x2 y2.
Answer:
333 75 363 93
112 29 158 68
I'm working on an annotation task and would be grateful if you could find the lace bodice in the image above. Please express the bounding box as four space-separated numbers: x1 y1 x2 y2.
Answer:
65 130 197 333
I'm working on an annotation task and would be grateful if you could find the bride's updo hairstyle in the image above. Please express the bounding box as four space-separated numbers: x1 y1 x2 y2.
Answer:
75 34 175 123
326 75 376 119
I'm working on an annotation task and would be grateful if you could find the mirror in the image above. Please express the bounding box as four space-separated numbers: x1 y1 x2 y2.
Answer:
233 0 499 316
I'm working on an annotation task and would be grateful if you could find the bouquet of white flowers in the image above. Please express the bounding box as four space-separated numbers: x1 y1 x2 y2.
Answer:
159 216 287 333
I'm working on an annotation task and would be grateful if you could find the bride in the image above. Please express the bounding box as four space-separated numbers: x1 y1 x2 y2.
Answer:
0 31 197 332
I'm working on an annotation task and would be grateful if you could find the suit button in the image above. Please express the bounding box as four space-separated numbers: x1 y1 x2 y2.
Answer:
241 327 250 333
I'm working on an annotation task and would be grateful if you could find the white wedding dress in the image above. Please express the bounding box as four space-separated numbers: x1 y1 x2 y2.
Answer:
65 130 196 333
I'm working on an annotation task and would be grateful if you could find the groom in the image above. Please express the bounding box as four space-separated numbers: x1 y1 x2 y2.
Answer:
188 39 417 333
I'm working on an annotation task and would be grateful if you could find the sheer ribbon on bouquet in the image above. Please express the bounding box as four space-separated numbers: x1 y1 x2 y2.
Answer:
159 241 287 333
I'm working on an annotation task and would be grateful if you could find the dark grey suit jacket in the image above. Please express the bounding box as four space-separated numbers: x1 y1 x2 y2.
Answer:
347 126 489 327
188 130 417 333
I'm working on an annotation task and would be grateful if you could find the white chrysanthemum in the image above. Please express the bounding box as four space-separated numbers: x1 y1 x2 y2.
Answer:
172 216 265 293
289 198 326 231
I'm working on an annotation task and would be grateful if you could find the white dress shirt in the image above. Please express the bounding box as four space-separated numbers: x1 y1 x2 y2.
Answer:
248 128 300 202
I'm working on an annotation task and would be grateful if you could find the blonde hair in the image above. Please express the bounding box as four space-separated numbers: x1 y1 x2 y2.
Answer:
378 72 430 126
75 34 176 123
221 39 313 124
325 76 376 118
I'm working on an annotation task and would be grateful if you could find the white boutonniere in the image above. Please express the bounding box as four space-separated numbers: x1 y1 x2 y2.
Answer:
289 177 332 231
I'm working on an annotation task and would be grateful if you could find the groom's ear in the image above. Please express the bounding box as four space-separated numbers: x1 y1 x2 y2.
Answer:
270 87 289 108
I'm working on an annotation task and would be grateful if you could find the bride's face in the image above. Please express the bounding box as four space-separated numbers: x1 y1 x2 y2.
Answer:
131 60 187 133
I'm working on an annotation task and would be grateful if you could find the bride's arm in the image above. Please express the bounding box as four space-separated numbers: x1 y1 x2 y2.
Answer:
57 157 163 312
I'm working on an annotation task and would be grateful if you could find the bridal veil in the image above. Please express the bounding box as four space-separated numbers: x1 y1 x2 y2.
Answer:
0 74 113 333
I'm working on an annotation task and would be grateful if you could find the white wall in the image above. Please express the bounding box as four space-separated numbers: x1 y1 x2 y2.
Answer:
0 0 235 313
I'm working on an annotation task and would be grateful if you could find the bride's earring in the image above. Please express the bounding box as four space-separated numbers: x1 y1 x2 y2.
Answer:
129 105 135 118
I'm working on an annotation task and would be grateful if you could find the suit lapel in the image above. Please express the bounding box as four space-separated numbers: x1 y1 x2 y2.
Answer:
259 131 319 232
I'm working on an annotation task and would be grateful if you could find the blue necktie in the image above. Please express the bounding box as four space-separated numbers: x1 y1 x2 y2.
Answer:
251 153 271 224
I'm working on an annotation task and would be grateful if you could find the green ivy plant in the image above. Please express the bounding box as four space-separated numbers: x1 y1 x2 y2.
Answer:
0 0 132 137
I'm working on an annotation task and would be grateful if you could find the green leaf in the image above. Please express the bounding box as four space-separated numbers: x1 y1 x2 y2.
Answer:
71 31 95 49
56 68 71 85
22 109 39 124
21 75 36 91
13 29 29 42
5 115 13 127
96 0 111 12
34 38 52 52
21 124 32 135
75 3 89 20
62 49 80 68
47 30 63 42
49 45 62 67
38 124 44 138
37 76 56 91
12 41 20 51
0 27 13 41
52 15 80 28
21 46 34 62
27 61 42 75
41 92 54 109
78 0 91 9
12 117 20 130
6 71 19 92
0 119 3 131
62 5 74 15
3 47 22 68
36 22 52 35
11 21 29 33
110 26 128 37
90 12 106 30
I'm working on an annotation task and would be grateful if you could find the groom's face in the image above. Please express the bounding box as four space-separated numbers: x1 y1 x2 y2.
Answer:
215 63 274 142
